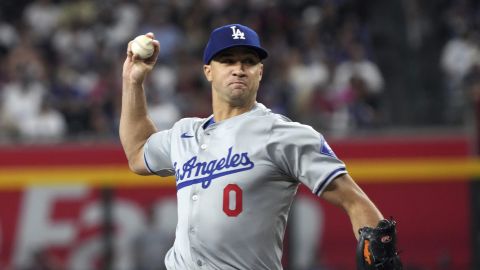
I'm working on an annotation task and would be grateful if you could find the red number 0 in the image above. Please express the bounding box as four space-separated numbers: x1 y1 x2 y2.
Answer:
223 184 243 217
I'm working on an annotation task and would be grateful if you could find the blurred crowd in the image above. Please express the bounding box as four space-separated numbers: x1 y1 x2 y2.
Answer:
0 0 479 145
440 0 480 126
0 0 385 144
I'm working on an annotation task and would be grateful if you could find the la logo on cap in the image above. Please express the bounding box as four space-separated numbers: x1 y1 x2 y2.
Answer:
230 26 245 40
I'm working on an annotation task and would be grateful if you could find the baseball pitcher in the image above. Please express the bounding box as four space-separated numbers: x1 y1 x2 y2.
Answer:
120 24 402 270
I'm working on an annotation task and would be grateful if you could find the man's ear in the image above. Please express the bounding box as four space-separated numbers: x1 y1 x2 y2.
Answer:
259 63 264 81
203 64 212 82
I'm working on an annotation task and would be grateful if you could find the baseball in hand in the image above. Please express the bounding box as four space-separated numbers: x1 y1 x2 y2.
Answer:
131 35 154 59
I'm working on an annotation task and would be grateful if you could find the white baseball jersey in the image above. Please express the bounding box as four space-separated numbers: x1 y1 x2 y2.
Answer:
143 103 347 270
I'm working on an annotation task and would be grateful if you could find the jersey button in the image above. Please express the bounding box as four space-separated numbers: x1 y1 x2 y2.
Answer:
200 144 207 150
192 194 199 201
196 259 203 266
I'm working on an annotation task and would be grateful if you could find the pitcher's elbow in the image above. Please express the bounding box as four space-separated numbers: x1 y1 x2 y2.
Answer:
127 160 151 175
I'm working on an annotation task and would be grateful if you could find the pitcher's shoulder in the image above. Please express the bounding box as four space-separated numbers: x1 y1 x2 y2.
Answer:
171 117 207 129
250 105 292 123
266 113 319 136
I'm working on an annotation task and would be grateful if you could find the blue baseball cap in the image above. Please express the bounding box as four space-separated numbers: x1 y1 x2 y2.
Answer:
203 24 268 64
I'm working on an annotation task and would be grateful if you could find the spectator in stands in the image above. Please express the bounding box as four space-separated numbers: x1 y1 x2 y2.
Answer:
138 4 184 63
101 0 141 50
0 14 19 54
147 90 181 131
287 48 330 120
329 42 384 134
23 0 60 44
332 42 384 96
1 64 46 140
50 64 91 137
19 97 66 143
441 30 480 123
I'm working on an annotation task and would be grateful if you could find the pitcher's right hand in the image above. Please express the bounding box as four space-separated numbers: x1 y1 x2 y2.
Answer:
122 32 160 86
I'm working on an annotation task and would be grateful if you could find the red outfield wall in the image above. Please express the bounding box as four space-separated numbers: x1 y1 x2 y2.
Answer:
312 135 473 269
0 135 474 270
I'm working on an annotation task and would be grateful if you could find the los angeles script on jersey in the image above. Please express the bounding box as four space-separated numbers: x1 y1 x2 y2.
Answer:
173 147 254 190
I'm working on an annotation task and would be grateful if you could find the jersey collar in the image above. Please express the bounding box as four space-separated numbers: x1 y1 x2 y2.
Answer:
202 117 216 129
201 102 268 129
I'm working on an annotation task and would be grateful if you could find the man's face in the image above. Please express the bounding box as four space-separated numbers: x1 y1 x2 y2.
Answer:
203 47 263 107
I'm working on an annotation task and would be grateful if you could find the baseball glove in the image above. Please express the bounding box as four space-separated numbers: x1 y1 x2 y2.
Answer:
356 219 402 270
